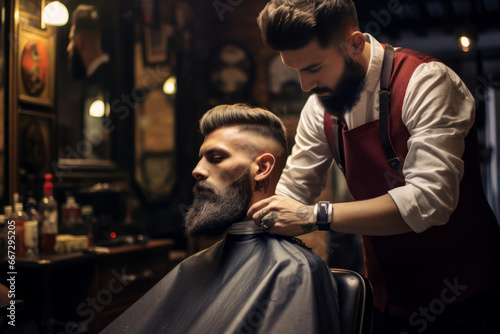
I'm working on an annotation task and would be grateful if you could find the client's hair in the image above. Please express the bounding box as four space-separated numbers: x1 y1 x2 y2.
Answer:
72 4 102 35
257 0 359 51
199 103 288 155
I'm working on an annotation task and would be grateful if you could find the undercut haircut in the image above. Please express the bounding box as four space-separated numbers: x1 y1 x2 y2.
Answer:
72 4 102 35
257 0 359 51
199 104 288 156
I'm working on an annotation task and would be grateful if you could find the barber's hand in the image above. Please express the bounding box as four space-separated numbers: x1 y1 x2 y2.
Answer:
248 195 318 236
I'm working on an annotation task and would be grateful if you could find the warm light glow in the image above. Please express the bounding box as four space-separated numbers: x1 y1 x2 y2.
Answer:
89 100 105 117
42 1 69 27
110 232 116 239
460 36 471 48
163 76 177 95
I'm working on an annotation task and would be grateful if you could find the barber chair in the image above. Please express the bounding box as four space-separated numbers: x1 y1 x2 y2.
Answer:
331 268 373 334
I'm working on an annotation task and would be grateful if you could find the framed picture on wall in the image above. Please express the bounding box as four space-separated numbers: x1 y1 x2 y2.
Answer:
18 0 44 21
207 42 255 99
18 109 55 175
143 24 172 65
17 25 55 107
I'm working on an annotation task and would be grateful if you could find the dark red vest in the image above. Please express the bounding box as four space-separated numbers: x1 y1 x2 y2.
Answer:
324 48 500 315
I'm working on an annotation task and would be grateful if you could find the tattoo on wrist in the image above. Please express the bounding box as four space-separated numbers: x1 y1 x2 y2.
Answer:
296 205 313 222
301 223 316 233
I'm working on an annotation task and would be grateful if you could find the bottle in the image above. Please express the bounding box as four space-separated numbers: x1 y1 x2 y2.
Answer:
25 192 42 222
13 203 28 256
61 196 80 229
3 206 12 257
81 205 96 247
25 193 42 252
40 174 58 254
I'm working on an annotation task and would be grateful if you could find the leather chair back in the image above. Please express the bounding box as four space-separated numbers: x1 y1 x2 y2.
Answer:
331 268 373 334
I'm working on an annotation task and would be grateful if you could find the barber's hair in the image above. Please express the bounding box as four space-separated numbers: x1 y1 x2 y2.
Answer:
199 104 288 155
257 0 359 51
72 4 102 35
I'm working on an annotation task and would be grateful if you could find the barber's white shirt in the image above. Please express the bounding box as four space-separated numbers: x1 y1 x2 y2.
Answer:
276 34 476 233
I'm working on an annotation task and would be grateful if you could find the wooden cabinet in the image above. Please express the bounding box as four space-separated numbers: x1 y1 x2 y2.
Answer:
87 240 174 333
0 239 175 334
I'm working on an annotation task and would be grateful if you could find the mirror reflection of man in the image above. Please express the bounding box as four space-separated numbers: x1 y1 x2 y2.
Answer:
67 4 111 160
101 104 341 334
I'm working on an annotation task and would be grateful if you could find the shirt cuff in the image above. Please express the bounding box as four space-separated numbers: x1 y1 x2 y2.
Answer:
388 186 432 233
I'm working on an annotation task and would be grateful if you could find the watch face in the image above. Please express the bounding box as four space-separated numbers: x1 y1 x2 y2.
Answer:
207 42 254 98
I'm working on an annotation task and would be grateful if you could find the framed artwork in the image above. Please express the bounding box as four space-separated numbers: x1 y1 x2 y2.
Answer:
143 24 172 65
18 109 55 175
139 0 159 26
18 0 44 18
207 42 255 98
135 88 177 203
266 52 308 116
17 25 55 106
267 53 302 96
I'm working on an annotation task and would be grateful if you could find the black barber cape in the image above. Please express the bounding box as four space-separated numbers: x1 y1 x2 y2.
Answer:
102 223 341 334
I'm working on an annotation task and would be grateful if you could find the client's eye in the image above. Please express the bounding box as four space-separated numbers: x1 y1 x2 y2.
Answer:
211 155 224 163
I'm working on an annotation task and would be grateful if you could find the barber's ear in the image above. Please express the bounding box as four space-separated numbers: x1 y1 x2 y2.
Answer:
254 153 275 181
344 31 365 57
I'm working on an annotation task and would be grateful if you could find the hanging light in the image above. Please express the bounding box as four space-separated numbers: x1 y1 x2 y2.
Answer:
456 26 478 53
42 1 69 27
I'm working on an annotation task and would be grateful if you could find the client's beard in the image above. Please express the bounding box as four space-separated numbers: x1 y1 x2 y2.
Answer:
69 46 86 81
314 57 366 118
184 169 252 238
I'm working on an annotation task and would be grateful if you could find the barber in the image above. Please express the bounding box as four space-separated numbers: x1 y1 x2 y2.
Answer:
248 1 500 333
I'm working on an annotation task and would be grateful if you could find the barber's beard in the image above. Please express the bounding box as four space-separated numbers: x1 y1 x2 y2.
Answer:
184 169 252 238
69 46 86 81
314 57 366 118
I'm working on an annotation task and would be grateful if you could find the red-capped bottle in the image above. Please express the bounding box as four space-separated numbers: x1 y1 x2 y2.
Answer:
40 174 58 254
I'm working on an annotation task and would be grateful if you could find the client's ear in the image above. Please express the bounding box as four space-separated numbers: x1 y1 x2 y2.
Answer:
254 153 275 181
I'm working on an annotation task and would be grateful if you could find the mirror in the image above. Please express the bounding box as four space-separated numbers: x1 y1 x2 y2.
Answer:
56 1 119 166
54 0 181 205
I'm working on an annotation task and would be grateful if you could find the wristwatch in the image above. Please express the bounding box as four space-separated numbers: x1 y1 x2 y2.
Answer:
315 201 332 231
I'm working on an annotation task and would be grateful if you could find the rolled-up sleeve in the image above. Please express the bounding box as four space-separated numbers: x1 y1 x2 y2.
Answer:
388 62 475 233
276 96 334 204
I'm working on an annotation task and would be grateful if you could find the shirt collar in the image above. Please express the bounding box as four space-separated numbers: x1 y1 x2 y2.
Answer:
363 33 384 93
87 53 110 77
227 220 265 235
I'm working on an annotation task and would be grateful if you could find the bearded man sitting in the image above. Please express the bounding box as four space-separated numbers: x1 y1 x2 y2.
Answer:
102 104 341 334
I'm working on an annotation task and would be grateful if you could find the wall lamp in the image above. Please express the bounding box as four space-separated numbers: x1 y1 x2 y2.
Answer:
42 1 69 27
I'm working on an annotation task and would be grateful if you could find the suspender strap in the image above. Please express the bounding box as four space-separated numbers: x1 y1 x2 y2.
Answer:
331 117 346 175
379 44 401 170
